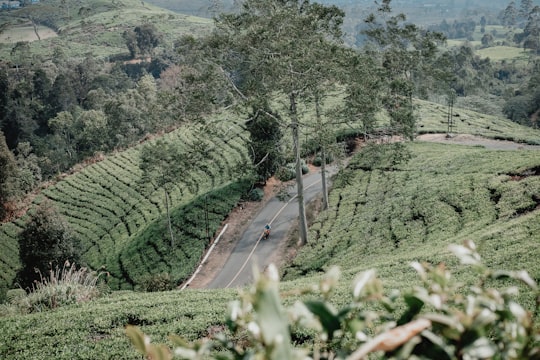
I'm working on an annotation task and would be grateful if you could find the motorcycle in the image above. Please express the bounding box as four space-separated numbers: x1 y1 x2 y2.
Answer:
263 225 271 240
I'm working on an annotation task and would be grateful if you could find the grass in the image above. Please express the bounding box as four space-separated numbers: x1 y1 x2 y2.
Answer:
282 142 540 306
0 287 238 359
1 262 104 315
476 45 531 62
414 98 540 145
444 25 534 64
1 2 540 354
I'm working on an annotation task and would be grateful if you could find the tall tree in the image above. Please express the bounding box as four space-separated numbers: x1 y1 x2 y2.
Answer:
520 0 534 20
48 73 77 116
139 140 185 248
522 6 540 54
134 24 161 57
14 141 42 195
0 66 9 131
16 201 81 290
342 50 382 139
502 1 518 27
124 24 162 59
0 131 17 220
245 102 284 184
363 0 445 140
215 0 345 245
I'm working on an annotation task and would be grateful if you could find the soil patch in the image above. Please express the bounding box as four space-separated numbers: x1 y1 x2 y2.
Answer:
417 133 540 150
0 23 58 43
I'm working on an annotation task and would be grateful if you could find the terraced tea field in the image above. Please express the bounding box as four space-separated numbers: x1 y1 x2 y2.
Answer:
0 118 250 290
283 142 540 304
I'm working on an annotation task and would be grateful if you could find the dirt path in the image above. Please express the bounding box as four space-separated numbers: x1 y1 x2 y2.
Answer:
417 133 540 150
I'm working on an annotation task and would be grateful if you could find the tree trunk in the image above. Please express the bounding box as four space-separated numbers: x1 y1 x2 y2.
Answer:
290 92 308 245
165 189 174 248
315 94 329 210
320 145 329 210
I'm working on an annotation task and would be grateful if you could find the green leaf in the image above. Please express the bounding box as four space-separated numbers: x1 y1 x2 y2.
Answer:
423 313 465 334
352 269 377 299
462 337 497 359
125 325 147 355
397 294 425 325
304 300 341 340
252 265 292 359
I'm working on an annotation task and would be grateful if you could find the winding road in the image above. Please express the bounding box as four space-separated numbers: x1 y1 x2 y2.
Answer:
186 133 540 290
205 166 338 289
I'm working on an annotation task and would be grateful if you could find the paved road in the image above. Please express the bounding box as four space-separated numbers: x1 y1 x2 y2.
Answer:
204 133 540 289
206 167 337 289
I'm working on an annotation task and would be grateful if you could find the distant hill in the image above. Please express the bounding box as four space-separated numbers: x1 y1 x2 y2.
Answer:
143 0 517 20
0 0 212 61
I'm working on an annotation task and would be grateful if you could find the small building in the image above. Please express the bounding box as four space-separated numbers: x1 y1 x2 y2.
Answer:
1 1 21 9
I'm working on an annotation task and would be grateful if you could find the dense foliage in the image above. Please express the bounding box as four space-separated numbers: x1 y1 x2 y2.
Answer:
16 201 81 290
128 242 539 359
0 117 252 293
5 262 104 315
1 140 539 359
0 0 539 357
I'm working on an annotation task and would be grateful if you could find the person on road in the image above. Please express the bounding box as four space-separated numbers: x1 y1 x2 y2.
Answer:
263 223 271 239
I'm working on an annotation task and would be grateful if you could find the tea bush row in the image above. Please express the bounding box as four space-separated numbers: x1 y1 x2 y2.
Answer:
0 120 250 292
284 142 540 282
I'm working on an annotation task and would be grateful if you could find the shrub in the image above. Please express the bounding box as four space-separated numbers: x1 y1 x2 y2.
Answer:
16 201 81 290
350 142 411 171
276 161 309 181
312 153 334 167
137 273 174 292
128 241 539 359
3 262 104 315
275 165 295 182
248 188 264 202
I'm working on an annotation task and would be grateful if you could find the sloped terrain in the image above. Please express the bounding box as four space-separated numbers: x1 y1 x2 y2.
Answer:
2 136 540 360
282 141 540 301
0 118 250 290
0 0 212 60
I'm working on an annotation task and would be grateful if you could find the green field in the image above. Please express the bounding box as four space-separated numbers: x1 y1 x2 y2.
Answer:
0 0 212 60
284 142 540 290
1 1 540 357
1 137 539 359
0 116 251 290
1 96 539 293
444 25 533 63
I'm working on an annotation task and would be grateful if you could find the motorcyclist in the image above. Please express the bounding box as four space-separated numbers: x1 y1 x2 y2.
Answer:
263 223 271 239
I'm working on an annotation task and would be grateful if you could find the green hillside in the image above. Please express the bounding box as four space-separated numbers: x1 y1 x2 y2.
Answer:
1 131 539 359
0 0 212 60
1 96 539 293
1 0 540 357
284 142 540 288
414 98 540 145
0 116 250 291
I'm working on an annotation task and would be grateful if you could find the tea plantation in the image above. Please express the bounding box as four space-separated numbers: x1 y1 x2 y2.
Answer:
0 117 251 291
1 134 539 358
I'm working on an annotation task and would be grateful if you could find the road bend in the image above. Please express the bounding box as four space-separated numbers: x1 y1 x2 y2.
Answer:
206 166 337 289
